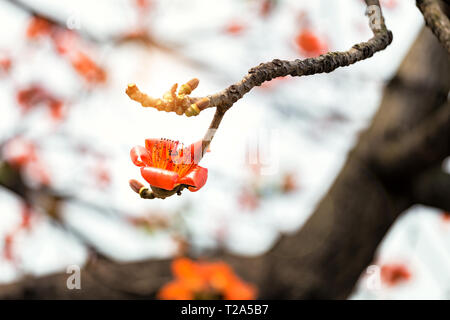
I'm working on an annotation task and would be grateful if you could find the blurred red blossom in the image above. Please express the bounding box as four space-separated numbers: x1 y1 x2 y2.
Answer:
0 53 11 74
225 21 246 36
295 29 328 58
19 204 33 231
26 17 106 85
70 51 107 84
3 235 14 261
380 263 412 287
259 0 276 18
3 137 38 168
3 137 51 186
3 203 34 262
158 258 257 300
134 0 152 9
16 85 66 120
26 16 53 39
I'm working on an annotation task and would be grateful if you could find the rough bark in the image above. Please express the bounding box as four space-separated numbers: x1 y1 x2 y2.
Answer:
416 0 450 53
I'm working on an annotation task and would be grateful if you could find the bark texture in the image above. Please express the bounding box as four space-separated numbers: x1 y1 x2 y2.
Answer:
416 0 450 53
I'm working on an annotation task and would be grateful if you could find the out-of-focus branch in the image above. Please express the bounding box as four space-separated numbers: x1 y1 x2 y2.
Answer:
4 0 103 43
411 167 450 212
416 0 450 53
373 101 450 176
0 160 128 256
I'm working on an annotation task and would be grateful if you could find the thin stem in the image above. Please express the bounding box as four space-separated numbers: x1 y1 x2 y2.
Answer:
201 108 225 156
200 0 391 157
203 0 391 111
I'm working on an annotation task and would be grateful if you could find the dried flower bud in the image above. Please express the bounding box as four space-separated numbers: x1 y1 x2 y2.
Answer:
126 80 209 117
178 78 199 95
129 179 144 194
185 104 200 117
185 98 210 117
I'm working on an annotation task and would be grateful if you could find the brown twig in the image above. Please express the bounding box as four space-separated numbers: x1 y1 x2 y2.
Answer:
416 0 450 54
200 0 391 158
207 8 391 112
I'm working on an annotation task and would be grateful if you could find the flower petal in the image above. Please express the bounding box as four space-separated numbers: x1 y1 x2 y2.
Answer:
223 279 257 300
178 166 208 192
157 280 194 300
140 167 179 190
130 145 151 167
172 258 207 292
144 138 160 152
186 140 204 164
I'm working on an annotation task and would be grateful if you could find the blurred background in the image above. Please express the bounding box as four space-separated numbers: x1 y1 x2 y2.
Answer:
0 0 449 299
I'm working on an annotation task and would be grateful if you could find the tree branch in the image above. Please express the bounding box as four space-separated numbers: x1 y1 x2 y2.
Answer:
4 0 103 43
416 0 450 54
411 167 450 212
372 101 450 177
207 0 392 111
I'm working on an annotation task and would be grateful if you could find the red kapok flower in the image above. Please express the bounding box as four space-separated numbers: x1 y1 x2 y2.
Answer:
2 137 51 186
295 29 328 58
3 234 14 261
0 54 11 74
3 137 37 167
16 85 66 121
158 258 257 300
380 263 411 287
26 16 53 39
130 138 208 192
260 0 275 18
70 51 107 84
225 21 246 35
134 0 152 9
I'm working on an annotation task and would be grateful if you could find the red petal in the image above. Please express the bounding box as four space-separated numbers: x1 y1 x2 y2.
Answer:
185 140 205 164
145 138 161 152
140 167 179 190
178 166 208 192
130 146 151 167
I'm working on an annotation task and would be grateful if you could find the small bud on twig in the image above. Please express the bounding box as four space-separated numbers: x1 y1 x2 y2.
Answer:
178 78 199 95
129 179 144 194
126 80 205 116
185 98 210 117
